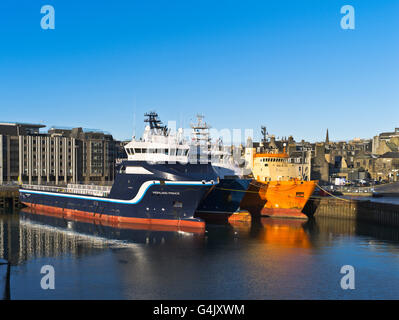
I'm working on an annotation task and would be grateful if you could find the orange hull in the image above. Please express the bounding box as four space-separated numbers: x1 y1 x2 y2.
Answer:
240 180 317 219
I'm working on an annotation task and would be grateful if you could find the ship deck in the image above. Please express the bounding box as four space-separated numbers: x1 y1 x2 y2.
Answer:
21 184 112 198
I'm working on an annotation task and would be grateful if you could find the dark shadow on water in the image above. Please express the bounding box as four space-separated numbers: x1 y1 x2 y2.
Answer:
306 215 399 244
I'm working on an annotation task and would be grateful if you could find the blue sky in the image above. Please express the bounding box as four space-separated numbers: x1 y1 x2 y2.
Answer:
0 0 398 142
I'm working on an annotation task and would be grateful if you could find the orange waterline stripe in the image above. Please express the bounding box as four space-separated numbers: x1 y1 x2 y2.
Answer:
22 203 205 230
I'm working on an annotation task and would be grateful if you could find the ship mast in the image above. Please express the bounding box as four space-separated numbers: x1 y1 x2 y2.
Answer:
190 114 212 162
144 112 169 136
190 114 211 147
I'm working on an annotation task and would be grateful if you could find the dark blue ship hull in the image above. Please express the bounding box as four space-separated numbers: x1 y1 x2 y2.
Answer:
195 178 251 223
19 161 218 229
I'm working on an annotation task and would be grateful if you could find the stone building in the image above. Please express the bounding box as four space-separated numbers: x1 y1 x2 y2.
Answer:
47 127 118 184
0 122 46 184
316 134 373 182
372 127 399 155
246 127 399 184
310 143 330 184
0 122 121 185
326 138 372 168
371 152 399 182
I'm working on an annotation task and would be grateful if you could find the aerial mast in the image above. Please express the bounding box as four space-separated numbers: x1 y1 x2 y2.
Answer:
144 111 169 135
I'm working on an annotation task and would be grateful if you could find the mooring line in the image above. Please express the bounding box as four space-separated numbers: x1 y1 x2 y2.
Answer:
215 187 259 194
315 183 352 202
217 183 355 202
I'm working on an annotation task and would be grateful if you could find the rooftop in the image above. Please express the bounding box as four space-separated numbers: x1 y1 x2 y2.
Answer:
48 126 111 135
380 152 399 159
379 128 399 138
0 122 45 128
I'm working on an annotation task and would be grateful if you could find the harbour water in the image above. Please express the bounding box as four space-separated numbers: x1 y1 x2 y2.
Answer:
1 209 399 300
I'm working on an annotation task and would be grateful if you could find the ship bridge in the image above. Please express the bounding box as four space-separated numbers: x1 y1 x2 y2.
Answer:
125 112 190 163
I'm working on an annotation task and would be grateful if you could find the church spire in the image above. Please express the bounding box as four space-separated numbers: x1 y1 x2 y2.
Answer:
325 128 329 144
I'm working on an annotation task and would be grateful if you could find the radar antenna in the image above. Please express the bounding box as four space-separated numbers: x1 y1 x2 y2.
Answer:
144 111 169 135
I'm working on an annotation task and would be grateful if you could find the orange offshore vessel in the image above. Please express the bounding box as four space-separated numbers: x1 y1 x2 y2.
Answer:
239 149 317 219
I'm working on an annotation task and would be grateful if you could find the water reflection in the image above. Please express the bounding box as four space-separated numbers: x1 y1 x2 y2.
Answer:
231 218 312 249
0 208 204 265
1 209 399 299
2 209 399 266
235 216 399 248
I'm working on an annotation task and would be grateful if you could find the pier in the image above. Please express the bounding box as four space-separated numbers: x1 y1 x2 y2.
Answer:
305 197 399 227
0 186 20 212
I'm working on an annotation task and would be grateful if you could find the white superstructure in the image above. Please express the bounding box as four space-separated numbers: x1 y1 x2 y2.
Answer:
124 112 190 163
190 114 243 178
210 144 243 177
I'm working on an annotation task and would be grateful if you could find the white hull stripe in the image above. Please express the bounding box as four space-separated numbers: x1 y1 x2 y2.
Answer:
20 180 215 204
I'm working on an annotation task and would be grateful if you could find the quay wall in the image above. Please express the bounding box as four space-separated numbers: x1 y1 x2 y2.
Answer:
305 197 399 227
0 186 20 211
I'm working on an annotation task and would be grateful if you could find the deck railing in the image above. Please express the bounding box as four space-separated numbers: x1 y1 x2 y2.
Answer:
22 184 65 193
21 184 112 197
